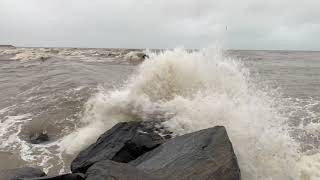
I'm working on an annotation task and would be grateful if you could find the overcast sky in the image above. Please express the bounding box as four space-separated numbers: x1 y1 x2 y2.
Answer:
0 0 319 50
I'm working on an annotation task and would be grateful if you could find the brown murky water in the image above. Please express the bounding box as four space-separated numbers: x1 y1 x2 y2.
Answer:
0 48 319 178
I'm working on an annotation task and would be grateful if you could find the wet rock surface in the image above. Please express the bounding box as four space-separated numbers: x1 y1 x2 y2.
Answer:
71 121 165 173
0 167 45 180
131 126 241 180
21 173 84 180
85 160 161 180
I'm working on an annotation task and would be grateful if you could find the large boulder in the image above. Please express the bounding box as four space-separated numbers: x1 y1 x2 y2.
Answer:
0 167 45 180
131 126 241 180
71 121 165 173
85 160 161 180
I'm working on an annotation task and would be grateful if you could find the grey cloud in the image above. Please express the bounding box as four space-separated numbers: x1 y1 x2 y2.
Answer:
0 0 319 50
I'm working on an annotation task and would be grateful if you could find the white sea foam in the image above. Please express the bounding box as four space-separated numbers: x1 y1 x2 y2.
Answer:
0 47 150 64
0 105 15 115
305 123 320 135
0 113 66 174
61 48 319 179
11 50 51 61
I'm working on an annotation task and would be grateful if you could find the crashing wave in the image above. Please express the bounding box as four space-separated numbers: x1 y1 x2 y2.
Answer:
61 48 320 180
124 51 148 63
11 51 51 61
0 48 51 61
0 47 150 64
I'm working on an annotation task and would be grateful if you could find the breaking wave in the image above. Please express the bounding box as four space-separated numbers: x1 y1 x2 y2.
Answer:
0 47 147 63
61 48 320 180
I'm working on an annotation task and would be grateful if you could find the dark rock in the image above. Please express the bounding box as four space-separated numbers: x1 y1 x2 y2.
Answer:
39 56 49 62
29 132 49 144
85 160 161 180
131 126 241 180
71 121 165 173
0 167 45 180
21 173 84 180
0 45 15 48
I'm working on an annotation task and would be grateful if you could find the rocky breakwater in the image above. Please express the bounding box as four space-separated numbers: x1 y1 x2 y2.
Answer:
1 121 240 180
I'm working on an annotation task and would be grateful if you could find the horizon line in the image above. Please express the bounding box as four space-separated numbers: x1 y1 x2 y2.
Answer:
1 44 320 52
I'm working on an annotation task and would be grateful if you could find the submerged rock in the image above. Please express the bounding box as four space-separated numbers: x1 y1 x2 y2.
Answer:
85 160 161 180
29 132 49 144
131 126 241 180
0 167 45 180
71 121 165 173
21 173 84 180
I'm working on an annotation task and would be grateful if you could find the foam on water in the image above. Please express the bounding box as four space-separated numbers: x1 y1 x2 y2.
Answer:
0 112 65 173
0 47 146 64
61 48 319 179
305 123 320 135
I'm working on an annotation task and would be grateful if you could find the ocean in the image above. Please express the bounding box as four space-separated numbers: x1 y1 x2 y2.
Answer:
0 47 319 180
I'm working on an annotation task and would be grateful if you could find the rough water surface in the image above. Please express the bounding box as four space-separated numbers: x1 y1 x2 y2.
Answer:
0 47 319 179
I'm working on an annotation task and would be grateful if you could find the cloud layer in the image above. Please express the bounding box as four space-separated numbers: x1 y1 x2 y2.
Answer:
0 0 319 50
